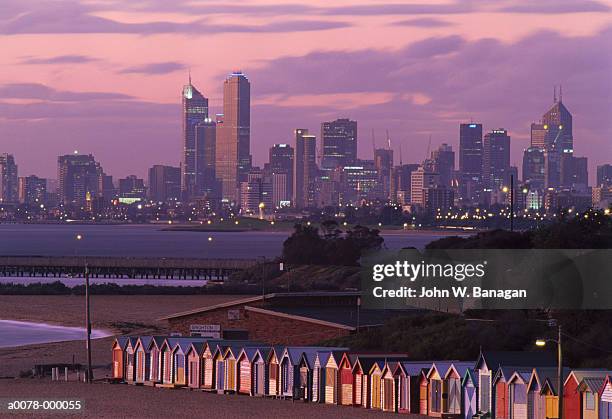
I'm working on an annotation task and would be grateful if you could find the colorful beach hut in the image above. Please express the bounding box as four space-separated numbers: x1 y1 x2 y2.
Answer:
369 360 386 410
186 342 205 389
394 361 433 414
323 351 344 404
426 362 454 417
134 336 153 384
266 346 284 397
146 336 166 385
600 376 612 419
508 370 531 419
445 362 474 416
124 337 138 384
565 371 612 419
464 368 478 419
111 336 128 379
579 377 607 419
251 347 271 397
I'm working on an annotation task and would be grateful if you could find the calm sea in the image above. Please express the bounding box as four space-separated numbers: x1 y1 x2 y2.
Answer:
0 223 452 259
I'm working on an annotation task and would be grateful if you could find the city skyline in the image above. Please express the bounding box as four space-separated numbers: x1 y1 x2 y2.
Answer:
0 0 611 183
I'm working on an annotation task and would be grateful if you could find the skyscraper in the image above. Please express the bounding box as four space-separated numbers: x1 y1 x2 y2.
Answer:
181 77 209 200
411 166 438 206
459 123 483 203
57 153 102 206
542 93 573 153
374 148 393 199
149 165 181 203
216 72 251 203
195 118 217 198
119 175 146 201
597 164 612 187
560 155 588 192
269 144 294 201
530 123 547 149
431 143 455 187
321 118 357 169
0 153 18 204
293 129 317 208
522 147 545 190
18 175 46 205
482 129 511 191
540 92 574 190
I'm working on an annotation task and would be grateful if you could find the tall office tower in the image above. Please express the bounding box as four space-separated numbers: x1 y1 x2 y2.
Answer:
149 165 181 203
374 148 394 199
459 123 483 203
597 164 612 187
99 174 116 202
269 144 294 201
320 118 357 170
410 166 439 206
391 163 420 204
482 129 511 191
540 90 574 189
216 72 251 203
522 147 545 190
530 123 547 149
560 155 588 192
431 143 455 187
18 175 46 205
343 160 380 204
0 153 18 204
269 171 289 208
293 129 317 208
57 154 103 206
195 118 217 197
542 90 573 153
181 77 209 200
118 175 146 201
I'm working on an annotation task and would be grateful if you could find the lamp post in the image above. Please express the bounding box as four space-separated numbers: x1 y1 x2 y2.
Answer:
75 234 93 383
535 321 563 419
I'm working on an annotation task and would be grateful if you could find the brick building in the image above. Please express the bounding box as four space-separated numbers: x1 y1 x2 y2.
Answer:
160 292 403 346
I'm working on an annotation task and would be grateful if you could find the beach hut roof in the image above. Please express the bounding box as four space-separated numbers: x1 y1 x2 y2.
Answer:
399 361 435 376
136 336 153 352
427 362 456 379
495 366 532 385
113 336 129 350
578 377 607 393
447 362 475 379
538 368 572 395
599 376 612 396
462 368 478 386
565 369 612 386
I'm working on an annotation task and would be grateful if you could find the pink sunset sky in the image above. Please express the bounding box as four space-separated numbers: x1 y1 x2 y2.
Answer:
1 0 611 182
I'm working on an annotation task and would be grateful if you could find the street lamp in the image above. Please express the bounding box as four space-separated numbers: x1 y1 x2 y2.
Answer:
74 233 92 383
535 321 563 419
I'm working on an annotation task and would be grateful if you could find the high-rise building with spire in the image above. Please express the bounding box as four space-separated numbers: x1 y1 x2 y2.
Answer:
181 74 209 200
539 86 575 190
216 72 251 203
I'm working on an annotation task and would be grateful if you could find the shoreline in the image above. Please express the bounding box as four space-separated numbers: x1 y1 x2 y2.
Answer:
0 319 112 349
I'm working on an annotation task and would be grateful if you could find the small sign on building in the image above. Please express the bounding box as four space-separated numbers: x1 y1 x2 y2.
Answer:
190 324 221 338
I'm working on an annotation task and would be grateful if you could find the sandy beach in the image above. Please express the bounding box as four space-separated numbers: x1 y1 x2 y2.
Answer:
0 380 403 418
0 295 245 377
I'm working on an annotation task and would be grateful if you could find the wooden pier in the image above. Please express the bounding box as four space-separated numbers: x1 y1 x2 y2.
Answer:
0 256 258 281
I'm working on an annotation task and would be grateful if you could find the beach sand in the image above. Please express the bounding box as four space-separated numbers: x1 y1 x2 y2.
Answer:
0 295 245 377
0 379 401 418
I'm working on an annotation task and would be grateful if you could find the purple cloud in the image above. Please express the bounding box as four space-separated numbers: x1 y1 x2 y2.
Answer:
0 83 132 102
120 62 186 75
0 1 350 35
393 18 455 27
501 0 610 13
18 54 97 65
